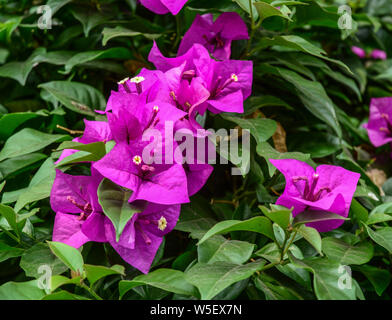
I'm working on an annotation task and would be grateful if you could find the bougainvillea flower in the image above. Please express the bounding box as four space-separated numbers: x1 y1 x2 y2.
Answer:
94 102 190 205
115 68 166 98
104 203 180 273
139 0 188 15
149 42 253 115
270 159 360 232
370 49 387 60
364 97 392 147
50 169 106 247
178 12 249 60
351 46 366 59
56 120 112 164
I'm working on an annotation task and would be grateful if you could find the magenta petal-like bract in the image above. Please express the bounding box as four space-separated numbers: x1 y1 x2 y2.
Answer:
178 12 249 60
52 212 91 248
140 0 188 15
365 97 392 147
270 159 360 232
105 204 180 273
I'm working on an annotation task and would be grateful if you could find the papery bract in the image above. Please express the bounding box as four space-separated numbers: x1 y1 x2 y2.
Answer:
104 203 180 273
149 42 253 116
370 49 387 60
270 159 360 232
178 12 249 60
139 0 188 15
50 168 107 247
351 46 366 59
364 97 392 147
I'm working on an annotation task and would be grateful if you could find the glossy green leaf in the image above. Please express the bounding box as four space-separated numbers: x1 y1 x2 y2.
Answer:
185 260 266 300
20 243 68 278
84 264 125 286
119 269 198 298
198 217 275 245
0 128 68 162
322 238 373 265
98 178 145 242
47 241 84 274
198 235 255 264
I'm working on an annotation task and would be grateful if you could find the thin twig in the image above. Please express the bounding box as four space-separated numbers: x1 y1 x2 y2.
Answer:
56 125 84 135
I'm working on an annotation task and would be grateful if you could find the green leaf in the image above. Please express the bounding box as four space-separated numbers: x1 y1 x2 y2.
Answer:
47 241 84 274
175 197 217 239
198 217 275 245
20 243 68 278
366 203 392 225
98 178 145 242
257 35 351 73
364 225 392 253
0 203 20 237
55 150 104 166
289 254 356 300
350 199 368 223
102 26 161 46
359 265 391 296
84 264 125 286
50 275 82 292
42 290 90 300
296 224 322 255
0 153 47 182
264 66 342 137
289 132 341 158
119 269 198 299
14 158 56 212
39 81 106 116
259 205 291 229
322 238 373 265
222 116 277 144
56 141 106 156
0 48 71 85
63 48 133 74
232 0 259 20
0 128 68 162
0 112 43 140
0 241 24 262
293 210 348 226
198 235 255 264
71 9 111 37
185 260 266 300
0 280 46 300
254 1 291 22
0 181 5 194
254 275 303 300
0 16 22 42
256 141 312 176
47 0 72 15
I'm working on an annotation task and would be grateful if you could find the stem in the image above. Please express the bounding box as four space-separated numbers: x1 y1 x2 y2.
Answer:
172 15 181 51
56 125 83 135
280 232 289 261
0 226 20 243
282 229 298 258
242 0 256 59
80 283 103 300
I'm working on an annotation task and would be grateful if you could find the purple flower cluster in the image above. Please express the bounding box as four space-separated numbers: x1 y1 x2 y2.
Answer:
50 13 252 273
